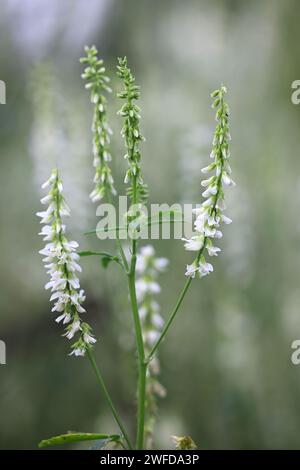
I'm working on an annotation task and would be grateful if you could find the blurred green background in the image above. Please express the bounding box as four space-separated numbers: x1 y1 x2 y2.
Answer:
1 0 300 449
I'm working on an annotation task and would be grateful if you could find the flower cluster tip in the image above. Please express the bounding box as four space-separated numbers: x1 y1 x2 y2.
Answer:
183 85 234 279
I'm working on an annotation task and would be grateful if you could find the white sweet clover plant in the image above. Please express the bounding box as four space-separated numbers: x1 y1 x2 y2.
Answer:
36 46 234 451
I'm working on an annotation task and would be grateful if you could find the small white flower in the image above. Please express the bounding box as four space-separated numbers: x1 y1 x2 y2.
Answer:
208 215 220 226
201 177 214 187
40 194 52 205
148 281 161 294
138 306 148 320
65 320 81 339
140 245 155 257
221 214 232 224
194 217 205 232
154 258 169 271
145 330 160 346
207 245 221 256
185 263 198 278
68 276 80 290
66 240 79 249
89 188 102 203
204 226 216 237
150 300 160 313
69 347 85 357
41 173 55 189
152 313 164 329
202 185 217 198
216 164 222 177
198 261 213 277
36 210 53 224
39 225 54 241
182 236 204 251
136 279 161 302
195 209 209 222
55 312 71 324
214 230 223 239
222 172 235 186
135 256 146 273
202 197 213 208
83 333 97 344
201 163 215 174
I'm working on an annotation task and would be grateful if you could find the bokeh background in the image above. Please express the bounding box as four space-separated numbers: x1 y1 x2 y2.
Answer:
1 0 300 449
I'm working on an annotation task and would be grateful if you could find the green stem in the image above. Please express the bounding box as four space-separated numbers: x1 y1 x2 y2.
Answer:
128 252 147 450
87 349 133 450
147 277 192 363
107 192 129 273
126 162 147 449
146 243 206 363
115 230 129 273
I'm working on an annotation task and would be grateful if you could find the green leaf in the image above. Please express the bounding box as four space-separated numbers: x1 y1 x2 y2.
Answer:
38 432 120 448
101 255 117 269
79 250 113 257
79 251 121 268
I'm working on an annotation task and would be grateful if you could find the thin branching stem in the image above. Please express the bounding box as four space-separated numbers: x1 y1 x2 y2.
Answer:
146 244 205 363
87 349 133 450
146 277 192 363
107 192 129 273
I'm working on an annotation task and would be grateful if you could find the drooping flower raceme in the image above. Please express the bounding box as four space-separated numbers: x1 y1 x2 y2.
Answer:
117 57 148 205
37 169 96 356
183 86 234 278
135 245 168 448
80 45 116 202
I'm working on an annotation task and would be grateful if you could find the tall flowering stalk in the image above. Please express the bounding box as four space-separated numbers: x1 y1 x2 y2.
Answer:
135 245 168 448
37 169 132 448
147 85 234 364
183 85 234 278
37 168 96 356
80 46 116 202
117 56 148 450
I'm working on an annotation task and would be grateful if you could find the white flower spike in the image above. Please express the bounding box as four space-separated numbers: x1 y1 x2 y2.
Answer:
183 85 234 278
37 168 96 357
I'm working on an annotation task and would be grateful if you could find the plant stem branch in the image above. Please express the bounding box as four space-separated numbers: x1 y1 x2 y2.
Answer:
107 192 129 273
87 349 133 450
146 277 192 363
146 244 206 364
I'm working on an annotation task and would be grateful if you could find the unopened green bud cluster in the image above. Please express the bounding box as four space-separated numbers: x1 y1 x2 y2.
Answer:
80 46 116 202
117 57 148 204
